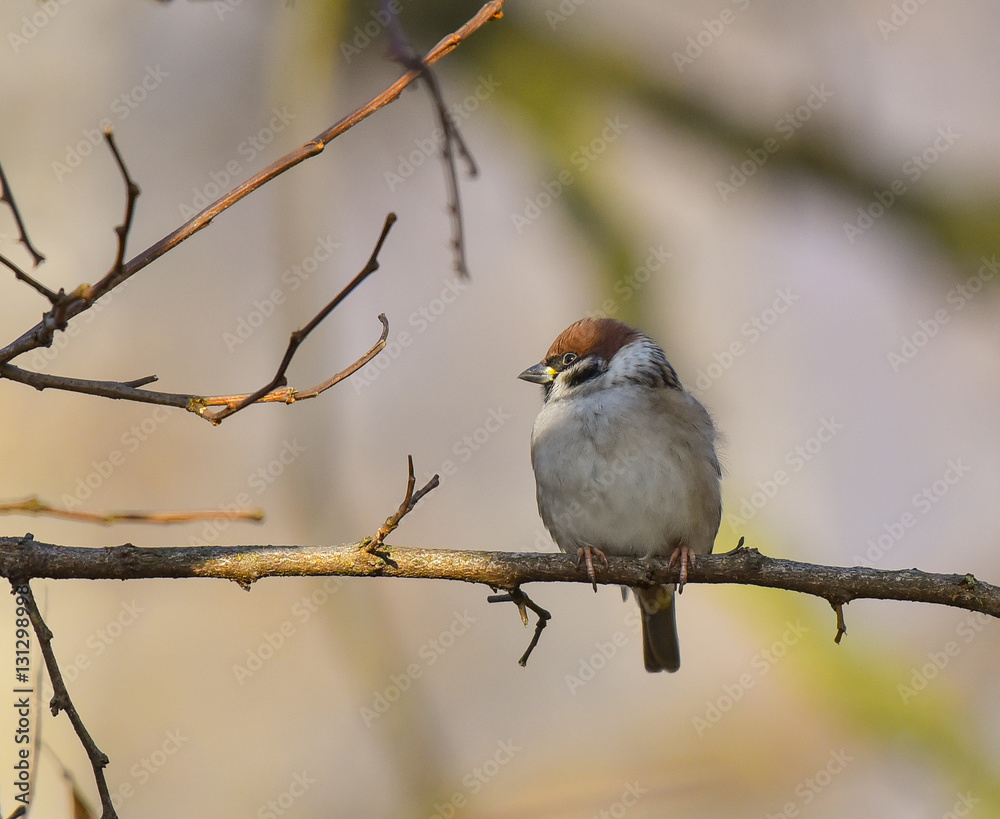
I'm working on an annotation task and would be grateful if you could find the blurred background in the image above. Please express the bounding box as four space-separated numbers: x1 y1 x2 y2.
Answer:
1 0 999 816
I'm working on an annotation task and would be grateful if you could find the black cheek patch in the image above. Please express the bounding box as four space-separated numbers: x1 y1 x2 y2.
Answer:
563 357 604 388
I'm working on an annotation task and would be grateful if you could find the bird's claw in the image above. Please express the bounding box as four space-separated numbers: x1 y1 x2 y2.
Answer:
577 546 608 592
668 545 695 593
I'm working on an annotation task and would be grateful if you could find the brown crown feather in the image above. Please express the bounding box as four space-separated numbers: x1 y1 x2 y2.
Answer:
546 318 642 363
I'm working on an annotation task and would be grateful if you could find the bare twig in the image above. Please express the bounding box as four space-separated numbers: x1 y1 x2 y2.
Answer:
368 455 440 551
383 3 479 277
100 129 141 286
0 252 58 303
0 161 45 266
201 213 397 423
0 0 507 367
49 130 140 331
833 601 848 644
488 587 551 665
0 311 388 422
121 374 158 388
0 496 264 526
11 582 117 819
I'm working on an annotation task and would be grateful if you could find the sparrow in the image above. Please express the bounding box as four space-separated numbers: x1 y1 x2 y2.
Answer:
519 318 722 672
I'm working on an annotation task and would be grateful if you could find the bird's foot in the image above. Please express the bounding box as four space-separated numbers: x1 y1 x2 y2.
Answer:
577 546 608 592
668 545 696 593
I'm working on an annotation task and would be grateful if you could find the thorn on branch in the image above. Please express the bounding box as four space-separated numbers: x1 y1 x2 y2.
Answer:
196 214 397 425
488 587 551 666
368 455 440 553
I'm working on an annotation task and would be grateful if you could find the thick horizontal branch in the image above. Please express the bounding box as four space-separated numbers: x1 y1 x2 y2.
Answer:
0 537 996 619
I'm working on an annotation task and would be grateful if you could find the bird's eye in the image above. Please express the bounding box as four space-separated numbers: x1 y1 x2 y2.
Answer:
561 352 578 367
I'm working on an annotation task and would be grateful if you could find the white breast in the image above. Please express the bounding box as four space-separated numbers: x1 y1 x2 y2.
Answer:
530 384 721 559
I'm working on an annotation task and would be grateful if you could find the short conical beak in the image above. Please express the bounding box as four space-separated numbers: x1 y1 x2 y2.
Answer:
518 362 556 385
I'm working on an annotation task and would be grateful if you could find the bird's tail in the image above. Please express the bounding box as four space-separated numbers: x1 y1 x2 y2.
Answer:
635 585 680 672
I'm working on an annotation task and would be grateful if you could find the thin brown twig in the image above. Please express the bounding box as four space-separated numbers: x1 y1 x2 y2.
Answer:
0 161 45 266
0 0 507 367
0 310 387 421
368 455 440 552
0 496 264 526
383 3 478 277
50 130 140 331
11 582 118 819
201 213 397 423
101 129 141 286
0 252 59 303
488 587 552 665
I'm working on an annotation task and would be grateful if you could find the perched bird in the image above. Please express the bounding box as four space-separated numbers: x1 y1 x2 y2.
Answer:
519 318 722 672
